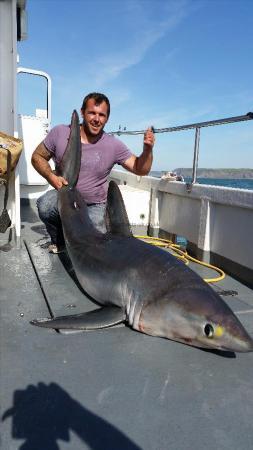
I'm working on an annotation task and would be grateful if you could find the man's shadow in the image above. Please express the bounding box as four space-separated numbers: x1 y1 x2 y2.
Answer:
2 382 141 450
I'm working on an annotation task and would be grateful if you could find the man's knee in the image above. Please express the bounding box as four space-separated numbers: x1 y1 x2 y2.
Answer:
37 190 58 218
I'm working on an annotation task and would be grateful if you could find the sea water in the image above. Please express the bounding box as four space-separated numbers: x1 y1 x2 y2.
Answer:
187 177 253 190
150 172 253 190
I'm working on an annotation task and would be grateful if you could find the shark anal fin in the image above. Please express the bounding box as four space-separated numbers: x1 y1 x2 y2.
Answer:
31 306 126 330
106 181 133 237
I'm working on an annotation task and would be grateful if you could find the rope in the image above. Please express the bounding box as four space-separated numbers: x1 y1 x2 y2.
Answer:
135 235 225 283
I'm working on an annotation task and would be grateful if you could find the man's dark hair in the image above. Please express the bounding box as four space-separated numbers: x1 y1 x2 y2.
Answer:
81 92 110 118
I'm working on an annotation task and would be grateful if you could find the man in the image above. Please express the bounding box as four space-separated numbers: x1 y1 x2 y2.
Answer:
31 92 155 253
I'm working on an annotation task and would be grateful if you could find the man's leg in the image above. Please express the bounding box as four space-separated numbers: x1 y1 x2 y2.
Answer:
36 190 65 250
87 203 107 233
37 193 107 252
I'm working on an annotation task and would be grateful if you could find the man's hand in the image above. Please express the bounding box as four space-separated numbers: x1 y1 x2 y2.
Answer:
122 126 155 176
143 127 155 152
47 173 68 190
31 143 69 190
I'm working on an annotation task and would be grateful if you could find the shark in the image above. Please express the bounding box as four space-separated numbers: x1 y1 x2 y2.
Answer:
31 110 253 353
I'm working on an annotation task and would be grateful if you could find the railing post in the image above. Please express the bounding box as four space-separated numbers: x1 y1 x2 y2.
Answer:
192 127 200 184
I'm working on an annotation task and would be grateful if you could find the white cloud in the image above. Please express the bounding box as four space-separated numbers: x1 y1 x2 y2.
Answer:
119 105 217 132
88 0 191 87
109 89 131 108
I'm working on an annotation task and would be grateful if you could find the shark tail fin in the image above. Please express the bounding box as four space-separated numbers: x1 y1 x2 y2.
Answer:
57 110 81 188
106 181 133 237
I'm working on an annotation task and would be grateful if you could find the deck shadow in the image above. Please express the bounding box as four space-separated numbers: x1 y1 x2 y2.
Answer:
2 382 141 450
20 200 40 224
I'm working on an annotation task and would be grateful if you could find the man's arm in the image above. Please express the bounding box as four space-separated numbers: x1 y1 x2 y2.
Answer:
122 127 155 176
31 143 68 190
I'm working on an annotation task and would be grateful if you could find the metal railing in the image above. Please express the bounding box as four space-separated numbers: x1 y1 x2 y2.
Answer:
109 112 253 185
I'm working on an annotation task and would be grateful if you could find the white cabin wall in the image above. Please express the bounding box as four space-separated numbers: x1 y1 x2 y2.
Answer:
0 0 21 244
0 0 17 135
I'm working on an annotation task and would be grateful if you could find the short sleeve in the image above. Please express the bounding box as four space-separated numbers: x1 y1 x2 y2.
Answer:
43 126 59 155
114 137 132 165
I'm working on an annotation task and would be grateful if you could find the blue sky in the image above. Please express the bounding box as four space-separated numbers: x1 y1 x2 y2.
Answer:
18 0 253 170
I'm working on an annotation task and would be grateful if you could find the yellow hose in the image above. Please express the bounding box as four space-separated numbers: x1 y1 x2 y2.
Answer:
135 235 225 283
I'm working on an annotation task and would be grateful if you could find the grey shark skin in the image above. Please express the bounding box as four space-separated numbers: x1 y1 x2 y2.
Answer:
56 109 81 187
31 111 253 353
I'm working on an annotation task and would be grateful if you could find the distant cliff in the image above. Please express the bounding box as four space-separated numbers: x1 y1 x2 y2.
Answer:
174 168 253 179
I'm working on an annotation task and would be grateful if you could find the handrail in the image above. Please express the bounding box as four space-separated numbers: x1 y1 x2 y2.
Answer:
109 112 253 185
109 112 253 136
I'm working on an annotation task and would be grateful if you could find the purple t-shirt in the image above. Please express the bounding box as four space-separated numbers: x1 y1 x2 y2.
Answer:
44 125 132 203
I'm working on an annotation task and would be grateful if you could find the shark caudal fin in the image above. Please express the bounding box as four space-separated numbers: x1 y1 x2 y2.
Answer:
57 110 81 188
106 181 133 237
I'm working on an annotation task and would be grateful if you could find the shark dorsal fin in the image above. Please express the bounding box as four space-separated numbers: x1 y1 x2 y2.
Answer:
57 110 81 188
106 181 133 237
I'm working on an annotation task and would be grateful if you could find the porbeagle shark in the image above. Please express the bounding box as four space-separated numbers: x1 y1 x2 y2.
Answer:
31 111 253 353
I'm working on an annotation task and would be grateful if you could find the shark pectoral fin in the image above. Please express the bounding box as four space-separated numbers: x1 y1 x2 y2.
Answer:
30 306 126 330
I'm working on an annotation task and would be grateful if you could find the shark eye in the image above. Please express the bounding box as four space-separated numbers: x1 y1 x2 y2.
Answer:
73 201 80 209
204 323 214 338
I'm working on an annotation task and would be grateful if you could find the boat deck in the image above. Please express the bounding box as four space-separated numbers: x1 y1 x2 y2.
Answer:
1 201 253 450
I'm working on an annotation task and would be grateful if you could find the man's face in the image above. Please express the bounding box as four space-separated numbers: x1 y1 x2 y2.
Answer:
81 99 109 137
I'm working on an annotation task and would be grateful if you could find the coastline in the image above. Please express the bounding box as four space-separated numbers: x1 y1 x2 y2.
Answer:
174 168 253 179
151 169 253 180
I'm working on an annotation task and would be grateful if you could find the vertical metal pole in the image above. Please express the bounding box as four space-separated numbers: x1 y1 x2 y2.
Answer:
192 127 200 184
